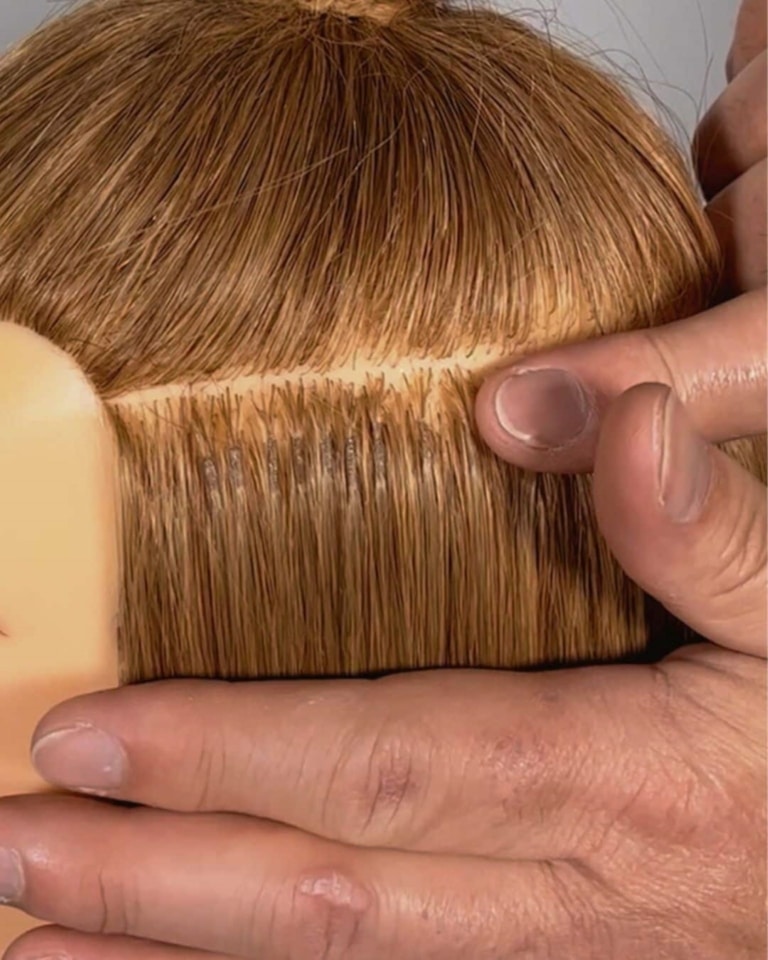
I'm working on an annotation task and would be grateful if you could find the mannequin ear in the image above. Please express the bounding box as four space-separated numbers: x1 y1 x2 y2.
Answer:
0 322 119 799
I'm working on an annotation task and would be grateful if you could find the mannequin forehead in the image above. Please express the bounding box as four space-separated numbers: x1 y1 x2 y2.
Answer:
0 323 119 797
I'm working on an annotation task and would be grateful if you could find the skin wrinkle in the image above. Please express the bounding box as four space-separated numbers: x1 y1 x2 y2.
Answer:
191 732 214 811
94 866 115 937
319 726 358 839
653 672 750 798
693 360 768 397
361 726 388 834
710 493 767 601
0 0 764 684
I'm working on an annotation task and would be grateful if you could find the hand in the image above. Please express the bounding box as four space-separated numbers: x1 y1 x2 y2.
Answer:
1 382 765 960
699 0 767 301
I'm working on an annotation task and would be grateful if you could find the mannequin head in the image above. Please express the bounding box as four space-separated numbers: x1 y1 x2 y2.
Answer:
5 0 767 939
1 2 758 693
0 0 741 690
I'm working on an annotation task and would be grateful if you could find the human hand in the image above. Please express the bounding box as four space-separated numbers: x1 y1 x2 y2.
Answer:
697 0 766 301
0 373 764 960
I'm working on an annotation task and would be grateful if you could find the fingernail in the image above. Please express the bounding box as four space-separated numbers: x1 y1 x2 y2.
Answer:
657 390 712 523
31 725 127 794
0 848 24 904
493 368 592 449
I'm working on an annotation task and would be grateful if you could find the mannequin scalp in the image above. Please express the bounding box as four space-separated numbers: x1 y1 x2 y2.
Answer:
0 0 760 681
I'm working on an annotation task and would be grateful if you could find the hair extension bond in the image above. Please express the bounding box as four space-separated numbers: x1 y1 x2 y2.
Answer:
0 0 764 683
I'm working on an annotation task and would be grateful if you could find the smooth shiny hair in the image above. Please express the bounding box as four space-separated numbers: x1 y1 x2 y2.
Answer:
0 0 760 681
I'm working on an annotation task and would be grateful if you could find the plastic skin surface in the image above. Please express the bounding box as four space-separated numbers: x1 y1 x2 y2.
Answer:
0 322 119 942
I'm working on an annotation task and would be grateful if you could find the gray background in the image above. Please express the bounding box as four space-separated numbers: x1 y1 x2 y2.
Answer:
0 0 740 141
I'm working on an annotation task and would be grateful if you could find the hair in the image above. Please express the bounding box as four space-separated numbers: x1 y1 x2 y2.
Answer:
0 0 763 683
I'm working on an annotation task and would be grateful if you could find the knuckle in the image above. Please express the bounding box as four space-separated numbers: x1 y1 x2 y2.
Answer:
184 725 240 811
480 724 584 830
80 806 153 938
273 867 377 960
329 715 433 842
599 761 682 846
694 53 766 167
4 925 68 960
628 666 763 850
543 861 613 955
636 329 684 399
88 863 141 936
730 2 767 80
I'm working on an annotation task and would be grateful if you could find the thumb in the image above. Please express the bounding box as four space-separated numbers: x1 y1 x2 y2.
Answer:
593 382 766 659
474 288 767 473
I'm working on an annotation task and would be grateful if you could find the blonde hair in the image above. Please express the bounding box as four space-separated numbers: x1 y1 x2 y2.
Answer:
0 0 760 681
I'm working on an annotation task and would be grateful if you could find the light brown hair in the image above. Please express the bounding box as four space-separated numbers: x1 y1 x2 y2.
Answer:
0 0 762 682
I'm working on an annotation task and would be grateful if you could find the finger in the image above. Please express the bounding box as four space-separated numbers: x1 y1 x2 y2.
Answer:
706 157 768 297
594 382 766 657
694 51 767 200
6 925 234 960
727 0 767 81
474 287 767 472
0 794 599 960
29 665 680 860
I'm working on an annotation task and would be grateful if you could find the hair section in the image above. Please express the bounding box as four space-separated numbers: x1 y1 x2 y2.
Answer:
0 0 757 681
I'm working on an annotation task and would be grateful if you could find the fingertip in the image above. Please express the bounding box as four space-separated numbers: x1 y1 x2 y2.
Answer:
594 381 670 460
656 390 714 525
4 924 72 960
593 383 767 655
474 365 598 472
474 369 522 463
592 381 719 594
592 383 673 575
29 687 113 750
594 382 713 529
29 679 210 748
